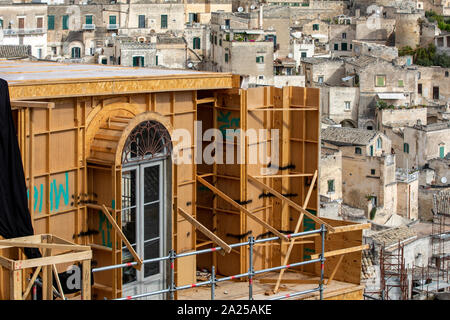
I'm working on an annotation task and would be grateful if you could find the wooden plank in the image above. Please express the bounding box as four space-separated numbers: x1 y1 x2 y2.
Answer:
52 264 66 300
81 260 91 300
0 240 91 252
178 208 231 254
251 173 314 178
326 255 344 285
10 270 22 300
259 278 319 284
87 204 143 270
273 170 318 294
10 100 55 109
0 256 14 270
310 245 369 260
197 176 289 241
22 266 42 300
328 223 371 234
247 174 334 232
13 250 92 270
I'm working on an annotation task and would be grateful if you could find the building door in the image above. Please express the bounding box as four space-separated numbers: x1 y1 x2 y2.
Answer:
433 86 440 100
121 161 166 299
440 146 445 159
18 17 24 30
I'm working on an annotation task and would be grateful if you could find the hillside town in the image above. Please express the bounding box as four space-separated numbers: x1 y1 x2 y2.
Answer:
0 0 449 301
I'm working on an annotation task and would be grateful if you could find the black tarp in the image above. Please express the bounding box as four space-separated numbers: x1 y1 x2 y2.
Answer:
0 78 40 259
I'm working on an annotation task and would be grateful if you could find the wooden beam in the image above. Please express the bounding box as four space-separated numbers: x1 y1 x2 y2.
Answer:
310 244 369 260
87 203 143 270
10 270 22 300
52 265 66 300
251 173 314 178
0 240 91 252
22 266 42 300
326 255 344 286
247 174 335 232
328 223 371 234
0 256 14 270
13 250 92 270
178 207 231 255
10 100 55 110
259 278 319 284
81 260 91 300
273 170 318 294
197 176 289 241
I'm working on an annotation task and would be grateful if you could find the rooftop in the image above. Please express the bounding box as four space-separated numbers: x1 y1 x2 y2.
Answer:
321 127 378 146
0 59 234 100
370 226 417 247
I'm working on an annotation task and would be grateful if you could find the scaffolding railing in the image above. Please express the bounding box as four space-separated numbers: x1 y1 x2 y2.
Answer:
92 226 327 301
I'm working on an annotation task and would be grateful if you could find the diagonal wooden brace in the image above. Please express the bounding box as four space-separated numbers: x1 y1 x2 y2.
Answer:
197 176 289 241
178 207 231 255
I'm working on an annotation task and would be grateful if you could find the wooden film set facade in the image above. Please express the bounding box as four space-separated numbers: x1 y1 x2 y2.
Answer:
0 60 369 300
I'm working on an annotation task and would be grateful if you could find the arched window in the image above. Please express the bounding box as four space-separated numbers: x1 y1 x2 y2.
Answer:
376 137 382 150
122 120 172 164
403 143 409 154
71 47 81 58
193 37 201 49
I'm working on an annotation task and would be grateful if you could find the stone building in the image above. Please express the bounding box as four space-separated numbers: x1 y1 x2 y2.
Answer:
320 84 360 127
352 40 399 62
396 168 420 220
0 2 47 59
321 126 397 216
403 121 450 168
435 32 450 55
416 66 450 106
330 20 356 57
320 146 343 202
301 57 346 86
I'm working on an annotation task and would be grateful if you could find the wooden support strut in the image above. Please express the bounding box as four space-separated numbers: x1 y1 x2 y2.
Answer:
247 174 335 232
178 207 231 255
196 176 289 241
310 244 370 260
87 203 143 270
273 170 318 294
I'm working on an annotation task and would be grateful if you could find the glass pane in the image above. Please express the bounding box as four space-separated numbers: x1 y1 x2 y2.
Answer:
144 238 160 277
144 203 159 240
122 170 136 208
144 166 159 203
122 207 136 245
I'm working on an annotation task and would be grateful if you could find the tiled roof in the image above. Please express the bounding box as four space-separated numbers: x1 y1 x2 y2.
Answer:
0 45 31 58
371 226 417 247
321 127 378 146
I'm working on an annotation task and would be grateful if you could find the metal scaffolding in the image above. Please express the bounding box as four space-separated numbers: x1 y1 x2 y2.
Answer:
92 226 328 300
380 241 409 300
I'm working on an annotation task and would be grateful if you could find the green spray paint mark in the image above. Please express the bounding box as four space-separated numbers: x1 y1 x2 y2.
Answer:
27 172 69 213
217 111 240 140
99 210 112 248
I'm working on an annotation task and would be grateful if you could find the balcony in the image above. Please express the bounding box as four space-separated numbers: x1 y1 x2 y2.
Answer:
107 24 119 30
82 24 96 30
2 28 46 35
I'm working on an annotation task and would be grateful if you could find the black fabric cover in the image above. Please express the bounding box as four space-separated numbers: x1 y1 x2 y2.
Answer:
0 79 40 259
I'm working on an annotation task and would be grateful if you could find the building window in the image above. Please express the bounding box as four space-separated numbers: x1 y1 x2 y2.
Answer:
225 19 230 27
132 56 144 67
258 75 265 80
193 37 201 49
355 147 362 154
334 43 339 50
138 15 146 28
214 36 217 45
341 42 348 51
161 15 168 29
327 180 335 193
313 24 319 31
189 13 198 24
101 58 107 65
440 145 445 159
370 145 374 156
85 15 93 25
256 56 264 63
0 18 3 28
418 83 422 95
398 79 404 87
224 53 229 63
301 51 307 58
318 76 324 83
109 15 117 25
446 71 449 77
62 15 69 30
376 75 386 87
18 17 24 30
219 39 222 46
37 48 42 59
376 137 382 149
344 101 351 110
370 169 376 175
51 46 57 55
36 17 43 29
48 15 55 30
155 56 158 66
342 32 346 39
403 143 409 154
71 47 81 59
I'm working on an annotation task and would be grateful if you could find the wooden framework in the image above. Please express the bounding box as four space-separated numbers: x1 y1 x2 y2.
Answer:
1 60 368 300
0 234 92 300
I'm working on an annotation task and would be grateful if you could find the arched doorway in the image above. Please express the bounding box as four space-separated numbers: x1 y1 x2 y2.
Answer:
120 120 172 299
